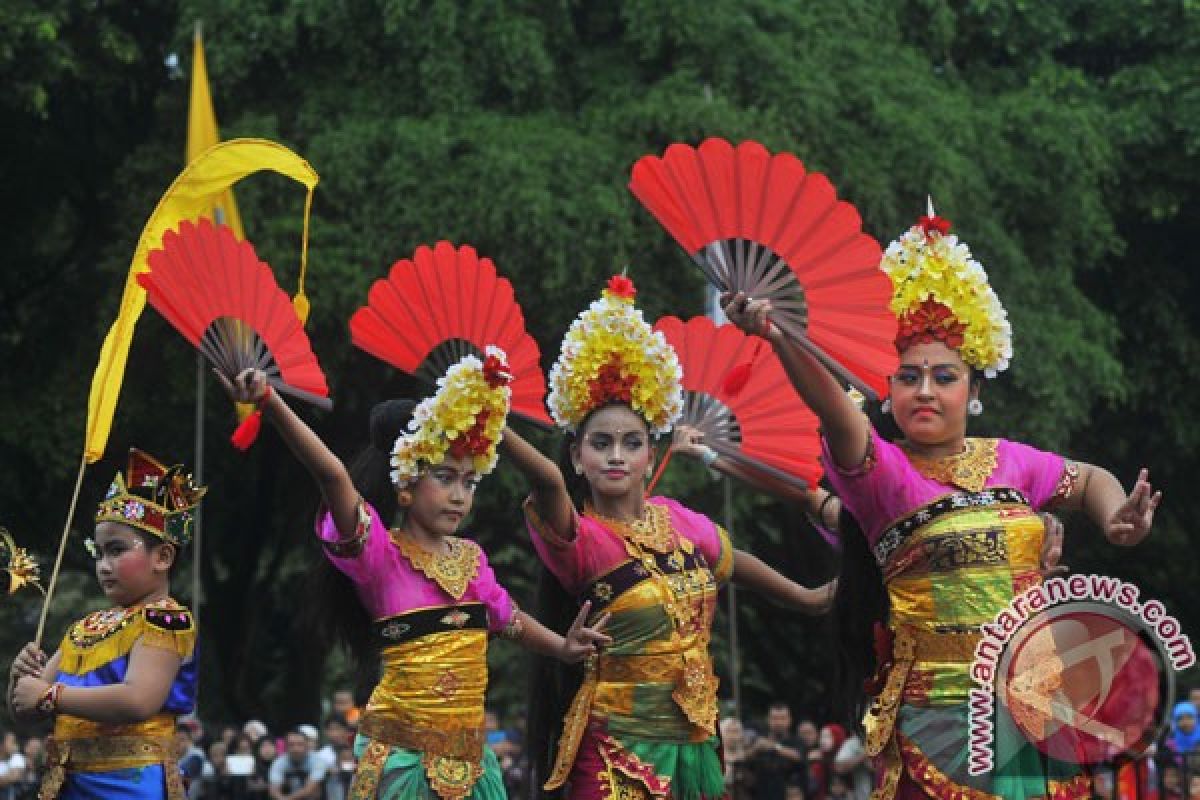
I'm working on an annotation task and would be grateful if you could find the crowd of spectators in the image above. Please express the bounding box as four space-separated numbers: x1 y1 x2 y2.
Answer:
0 689 531 800
718 689 1200 800
4 687 1200 799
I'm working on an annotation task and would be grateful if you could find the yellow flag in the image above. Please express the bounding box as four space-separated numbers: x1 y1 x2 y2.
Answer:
84 138 319 463
187 23 244 239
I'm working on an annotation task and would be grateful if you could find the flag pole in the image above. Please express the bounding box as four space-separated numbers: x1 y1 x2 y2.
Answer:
34 453 89 647
190 20 208 713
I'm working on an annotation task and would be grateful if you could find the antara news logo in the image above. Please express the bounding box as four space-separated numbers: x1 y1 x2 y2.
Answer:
968 574 1194 776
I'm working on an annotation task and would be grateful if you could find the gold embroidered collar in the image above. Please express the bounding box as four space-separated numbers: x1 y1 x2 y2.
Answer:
69 597 182 648
585 502 676 554
902 437 999 493
391 532 480 600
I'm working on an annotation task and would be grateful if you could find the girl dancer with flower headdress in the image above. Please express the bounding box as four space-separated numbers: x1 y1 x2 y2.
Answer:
724 205 1161 800
220 352 609 800
8 450 204 800
501 275 835 800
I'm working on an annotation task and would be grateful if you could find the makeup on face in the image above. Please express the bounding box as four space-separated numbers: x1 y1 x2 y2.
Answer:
411 459 479 535
893 360 966 394
92 522 164 603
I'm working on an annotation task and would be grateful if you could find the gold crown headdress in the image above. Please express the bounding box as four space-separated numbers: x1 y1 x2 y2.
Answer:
0 527 43 595
390 347 513 487
94 449 207 548
880 199 1012 377
546 275 684 434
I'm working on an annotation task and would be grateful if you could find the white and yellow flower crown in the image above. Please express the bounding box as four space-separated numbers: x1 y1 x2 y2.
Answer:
547 275 683 435
390 347 513 487
879 199 1012 377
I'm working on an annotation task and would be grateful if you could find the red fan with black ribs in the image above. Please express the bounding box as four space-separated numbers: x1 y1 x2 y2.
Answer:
654 315 822 490
349 241 552 427
139 218 332 447
630 138 897 400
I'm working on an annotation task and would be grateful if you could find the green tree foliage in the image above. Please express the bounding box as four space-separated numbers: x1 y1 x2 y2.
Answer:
1 0 1196 728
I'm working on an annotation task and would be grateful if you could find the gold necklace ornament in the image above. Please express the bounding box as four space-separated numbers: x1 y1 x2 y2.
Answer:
585 502 676 554
392 531 480 600
902 437 998 493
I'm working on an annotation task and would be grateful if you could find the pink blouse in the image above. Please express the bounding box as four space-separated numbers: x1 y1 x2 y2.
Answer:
316 501 515 633
824 428 1067 547
525 495 730 595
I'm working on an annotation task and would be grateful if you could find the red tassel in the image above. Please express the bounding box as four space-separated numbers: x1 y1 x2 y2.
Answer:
230 410 263 451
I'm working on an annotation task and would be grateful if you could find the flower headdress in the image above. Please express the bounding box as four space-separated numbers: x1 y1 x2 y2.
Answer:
95 449 207 548
0 527 43 595
547 275 684 434
390 347 513 487
879 199 1012 377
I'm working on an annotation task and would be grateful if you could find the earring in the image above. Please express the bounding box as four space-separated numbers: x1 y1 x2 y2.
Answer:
968 398 983 416
574 465 583 476
397 489 414 507
881 397 892 414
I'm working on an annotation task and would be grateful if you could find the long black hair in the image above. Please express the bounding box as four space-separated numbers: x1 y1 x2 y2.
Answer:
525 430 589 798
305 399 415 701
830 507 889 730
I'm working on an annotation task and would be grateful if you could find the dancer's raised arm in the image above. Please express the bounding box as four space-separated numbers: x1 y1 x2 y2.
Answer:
500 425 576 540
722 291 869 470
217 368 358 537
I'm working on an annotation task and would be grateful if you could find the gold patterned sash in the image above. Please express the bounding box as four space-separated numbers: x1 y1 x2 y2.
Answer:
544 646 717 790
40 733 185 800
865 626 982 800
349 628 490 800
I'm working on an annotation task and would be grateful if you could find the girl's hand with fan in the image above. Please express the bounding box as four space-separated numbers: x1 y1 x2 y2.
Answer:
722 291 870 473
670 424 813 505
217 368 271 406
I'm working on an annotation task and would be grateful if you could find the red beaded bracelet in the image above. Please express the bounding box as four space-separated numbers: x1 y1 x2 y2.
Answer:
36 682 63 714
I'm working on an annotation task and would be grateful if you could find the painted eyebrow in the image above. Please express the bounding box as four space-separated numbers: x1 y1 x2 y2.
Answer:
897 363 962 370
431 467 478 477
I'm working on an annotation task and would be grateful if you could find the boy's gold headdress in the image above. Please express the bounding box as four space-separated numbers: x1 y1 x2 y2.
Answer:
95 449 206 547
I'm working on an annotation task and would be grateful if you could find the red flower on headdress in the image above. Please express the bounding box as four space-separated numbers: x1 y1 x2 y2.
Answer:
917 214 952 236
606 274 637 300
895 298 966 352
482 353 512 388
588 359 636 407
449 410 493 459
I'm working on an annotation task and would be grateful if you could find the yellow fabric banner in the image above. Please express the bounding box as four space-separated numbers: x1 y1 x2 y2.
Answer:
186 26 244 239
83 138 318 462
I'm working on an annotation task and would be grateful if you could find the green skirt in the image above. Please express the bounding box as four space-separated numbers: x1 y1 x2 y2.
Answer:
352 734 507 800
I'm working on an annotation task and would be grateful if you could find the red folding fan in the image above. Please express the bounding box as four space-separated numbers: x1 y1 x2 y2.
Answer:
630 138 897 400
349 241 552 427
139 218 332 448
654 315 823 490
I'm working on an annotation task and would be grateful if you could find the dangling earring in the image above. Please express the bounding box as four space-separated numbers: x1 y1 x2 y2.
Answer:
574 464 583 476
880 397 892 414
397 489 414 507
968 398 983 416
